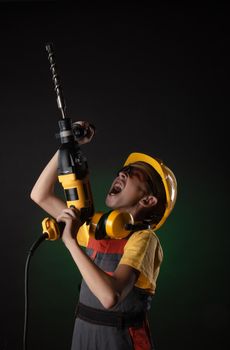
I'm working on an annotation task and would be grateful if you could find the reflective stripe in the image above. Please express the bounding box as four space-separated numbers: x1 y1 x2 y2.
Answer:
87 237 127 254
86 237 128 272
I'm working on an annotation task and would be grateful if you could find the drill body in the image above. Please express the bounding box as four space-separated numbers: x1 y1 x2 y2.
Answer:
57 118 94 223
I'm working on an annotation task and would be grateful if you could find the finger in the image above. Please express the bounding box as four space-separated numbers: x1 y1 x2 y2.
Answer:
72 121 95 139
56 214 71 222
62 208 79 217
72 121 89 130
88 123 96 134
57 209 80 223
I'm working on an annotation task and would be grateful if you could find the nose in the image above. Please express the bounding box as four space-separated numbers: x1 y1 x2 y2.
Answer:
118 170 128 179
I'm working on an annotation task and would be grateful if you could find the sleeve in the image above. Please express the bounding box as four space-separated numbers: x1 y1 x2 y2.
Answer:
119 230 163 293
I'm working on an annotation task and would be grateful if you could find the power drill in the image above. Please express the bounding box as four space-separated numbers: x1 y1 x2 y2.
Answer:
42 43 138 242
42 43 94 240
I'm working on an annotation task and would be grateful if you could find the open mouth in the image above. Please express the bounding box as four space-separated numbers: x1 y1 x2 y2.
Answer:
109 181 124 196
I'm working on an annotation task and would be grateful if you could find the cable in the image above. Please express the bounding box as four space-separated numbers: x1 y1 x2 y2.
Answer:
23 234 48 350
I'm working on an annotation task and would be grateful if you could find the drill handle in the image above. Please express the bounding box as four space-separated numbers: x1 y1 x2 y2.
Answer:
42 217 65 240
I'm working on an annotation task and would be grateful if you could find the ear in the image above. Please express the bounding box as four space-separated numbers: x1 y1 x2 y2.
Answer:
139 195 157 208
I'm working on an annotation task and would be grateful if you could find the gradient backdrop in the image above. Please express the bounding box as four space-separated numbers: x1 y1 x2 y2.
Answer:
0 2 229 350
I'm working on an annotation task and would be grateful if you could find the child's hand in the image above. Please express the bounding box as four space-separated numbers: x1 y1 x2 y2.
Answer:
72 121 95 145
56 207 81 245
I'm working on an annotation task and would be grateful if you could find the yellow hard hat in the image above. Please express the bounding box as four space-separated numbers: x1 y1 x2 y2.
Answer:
124 152 177 230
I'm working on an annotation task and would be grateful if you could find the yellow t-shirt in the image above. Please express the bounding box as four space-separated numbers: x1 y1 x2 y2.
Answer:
119 230 163 294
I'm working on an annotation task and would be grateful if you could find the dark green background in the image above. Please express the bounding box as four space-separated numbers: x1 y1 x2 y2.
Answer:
0 1 229 349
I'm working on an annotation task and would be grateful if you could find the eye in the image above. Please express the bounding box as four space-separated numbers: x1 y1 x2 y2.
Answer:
116 166 131 176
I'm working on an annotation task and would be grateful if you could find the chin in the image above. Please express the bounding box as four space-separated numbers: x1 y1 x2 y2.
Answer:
105 195 118 209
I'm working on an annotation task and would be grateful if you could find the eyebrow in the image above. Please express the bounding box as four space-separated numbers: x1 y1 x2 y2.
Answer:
131 168 147 181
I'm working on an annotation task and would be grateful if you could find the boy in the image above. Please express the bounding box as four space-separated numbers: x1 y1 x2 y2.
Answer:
31 122 177 350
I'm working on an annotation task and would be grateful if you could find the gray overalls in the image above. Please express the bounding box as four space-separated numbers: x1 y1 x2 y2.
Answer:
71 237 155 350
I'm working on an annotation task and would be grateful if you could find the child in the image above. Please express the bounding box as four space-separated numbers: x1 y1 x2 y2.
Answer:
31 121 177 350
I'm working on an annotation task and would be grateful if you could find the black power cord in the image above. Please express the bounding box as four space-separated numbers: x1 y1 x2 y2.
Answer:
23 234 48 350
